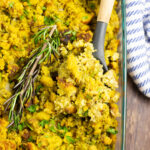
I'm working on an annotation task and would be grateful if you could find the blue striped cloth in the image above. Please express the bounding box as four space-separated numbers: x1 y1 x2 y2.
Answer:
126 0 150 97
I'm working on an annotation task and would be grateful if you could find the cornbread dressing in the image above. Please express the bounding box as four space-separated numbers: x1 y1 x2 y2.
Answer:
0 0 120 150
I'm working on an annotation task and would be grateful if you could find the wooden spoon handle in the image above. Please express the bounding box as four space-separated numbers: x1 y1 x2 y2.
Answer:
97 0 115 23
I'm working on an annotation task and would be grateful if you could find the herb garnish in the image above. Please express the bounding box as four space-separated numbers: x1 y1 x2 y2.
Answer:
107 128 118 134
27 136 35 142
35 84 43 93
39 120 49 128
20 15 24 20
24 10 29 16
49 126 56 132
66 136 75 144
83 110 88 117
27 105 37 113
82 16 88 20
44 16 55 25
4 25 60 127
18 122 26 131
9 2 14 8
42 6 46 11
64 30 77 42
89 3 96 10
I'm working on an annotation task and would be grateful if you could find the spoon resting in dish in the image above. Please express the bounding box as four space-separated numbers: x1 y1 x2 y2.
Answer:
93 0 115 71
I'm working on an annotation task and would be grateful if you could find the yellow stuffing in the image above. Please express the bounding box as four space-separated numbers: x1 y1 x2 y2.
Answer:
0 0 120 150
0 58 5 70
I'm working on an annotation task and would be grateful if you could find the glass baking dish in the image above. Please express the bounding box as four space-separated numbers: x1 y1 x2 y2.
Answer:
115 0 127 150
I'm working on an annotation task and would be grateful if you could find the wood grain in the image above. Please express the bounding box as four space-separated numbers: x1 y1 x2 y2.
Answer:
97 0 115 23
126 75 150 150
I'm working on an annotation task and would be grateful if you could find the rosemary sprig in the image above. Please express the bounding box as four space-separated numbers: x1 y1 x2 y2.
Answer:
4 25 60 127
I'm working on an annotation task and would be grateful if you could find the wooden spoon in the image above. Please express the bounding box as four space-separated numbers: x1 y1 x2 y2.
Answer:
93 0 115 71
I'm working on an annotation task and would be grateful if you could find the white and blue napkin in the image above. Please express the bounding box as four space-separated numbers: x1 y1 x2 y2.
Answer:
126 0 150 97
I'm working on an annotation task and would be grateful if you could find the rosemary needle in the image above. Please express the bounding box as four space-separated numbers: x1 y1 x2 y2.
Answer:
4 25 60 128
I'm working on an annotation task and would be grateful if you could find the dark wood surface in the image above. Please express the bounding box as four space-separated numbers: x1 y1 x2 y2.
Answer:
126 75 150 150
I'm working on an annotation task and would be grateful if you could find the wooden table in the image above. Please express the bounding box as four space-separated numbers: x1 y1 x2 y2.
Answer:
126 75 150 150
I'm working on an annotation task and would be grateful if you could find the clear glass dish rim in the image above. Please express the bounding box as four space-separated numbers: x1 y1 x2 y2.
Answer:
121 0 127 149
